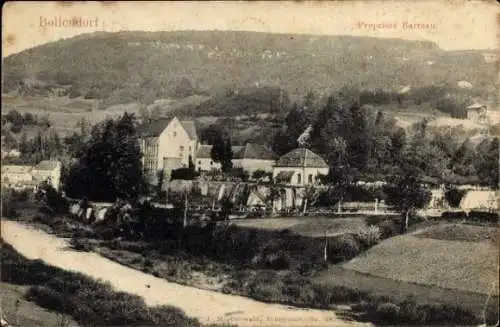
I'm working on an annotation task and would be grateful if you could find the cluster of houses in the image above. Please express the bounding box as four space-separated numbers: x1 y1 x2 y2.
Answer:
137 116 330 187
1 160 62 192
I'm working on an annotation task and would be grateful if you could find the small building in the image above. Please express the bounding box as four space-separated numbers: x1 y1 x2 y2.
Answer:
138 116 198 183
273 148 329 186
465 103 488 123
459 190 498 213
1 165 35 190
232 143 277 174
195 145 221 172
31 160 62 191
1 148 21 159
196 143 277 174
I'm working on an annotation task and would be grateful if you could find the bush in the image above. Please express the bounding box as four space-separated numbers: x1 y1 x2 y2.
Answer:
441 211 467 219
444 187 466 208
25 286 71 313
260 250 291 270
376 302 401 323
69 237 92 252
149 305 200 327
377 220 398 238
171 167 199 180
326 234 362 263
355 225 381 248
468 211 499 223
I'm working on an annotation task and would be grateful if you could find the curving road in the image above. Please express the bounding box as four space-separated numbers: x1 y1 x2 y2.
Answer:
1 220 370 327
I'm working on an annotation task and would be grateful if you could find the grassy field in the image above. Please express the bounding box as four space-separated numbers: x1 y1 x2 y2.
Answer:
1 282 79 327
229 217 368 237
314 265 498 317
343 224 499 296
414 223 499 242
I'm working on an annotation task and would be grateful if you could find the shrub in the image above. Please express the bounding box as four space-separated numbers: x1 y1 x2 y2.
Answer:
69 237 92 252
355 225 381 248
441 211 467 220
326 234 362 263
376 302 401 323
1 191 20 218
171 168 199 180
25 286 71 313
149 305 200 327
261 250 291 270
377 220 398 239
468 211 499 223
444 187 466 208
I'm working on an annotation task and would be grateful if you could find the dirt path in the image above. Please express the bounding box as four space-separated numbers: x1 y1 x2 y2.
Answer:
1 220 369 327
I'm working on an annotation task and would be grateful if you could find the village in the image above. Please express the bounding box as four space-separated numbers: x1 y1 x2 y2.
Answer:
2 109 497 226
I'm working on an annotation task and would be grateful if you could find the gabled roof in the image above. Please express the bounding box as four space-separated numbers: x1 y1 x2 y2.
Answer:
196 145 213 159
137 117 172 137
137 117 198 140
466 103 487 110
275 148 329 168
197 143 277 160
179 120 198 140
233 143 277 160
33 160 61 171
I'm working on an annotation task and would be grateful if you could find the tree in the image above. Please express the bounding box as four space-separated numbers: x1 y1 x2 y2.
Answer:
210 126 233 173
383 169 431 233
252 169 268 181
475 137 499 188
65 113 145 202
188 154 195 172
302 185 320 215
318 166 355 213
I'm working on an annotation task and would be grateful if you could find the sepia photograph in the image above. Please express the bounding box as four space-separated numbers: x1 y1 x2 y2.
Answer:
1 1 499 326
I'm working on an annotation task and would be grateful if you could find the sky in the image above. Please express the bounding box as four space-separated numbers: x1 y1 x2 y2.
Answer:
2 1 499 57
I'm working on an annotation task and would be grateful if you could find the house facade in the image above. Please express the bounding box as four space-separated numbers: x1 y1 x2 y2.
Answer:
1 165 35 190
232 143 277 174
31 160 62 191
195 145 221 172
466 103 488 123
195 143 277 174
273 148 329 186
138 117 198 183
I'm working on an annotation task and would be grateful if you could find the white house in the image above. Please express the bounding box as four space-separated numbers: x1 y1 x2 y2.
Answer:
195 143 277 174
1 148 21 159
465 103 488 123
273 148 329 186
2 165 33 187
195 145 221 172
138 117 198 183
232 143 277 174
1 165 36 191
31 160 62 191
459 190 498 213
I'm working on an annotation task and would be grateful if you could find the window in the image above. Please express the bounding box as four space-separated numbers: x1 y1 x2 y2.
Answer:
179 145 184 152
189 146 192 152
173 131 177 137
308 174 313 184
297 173 302 184
210 161 213 165
198 160 201 165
